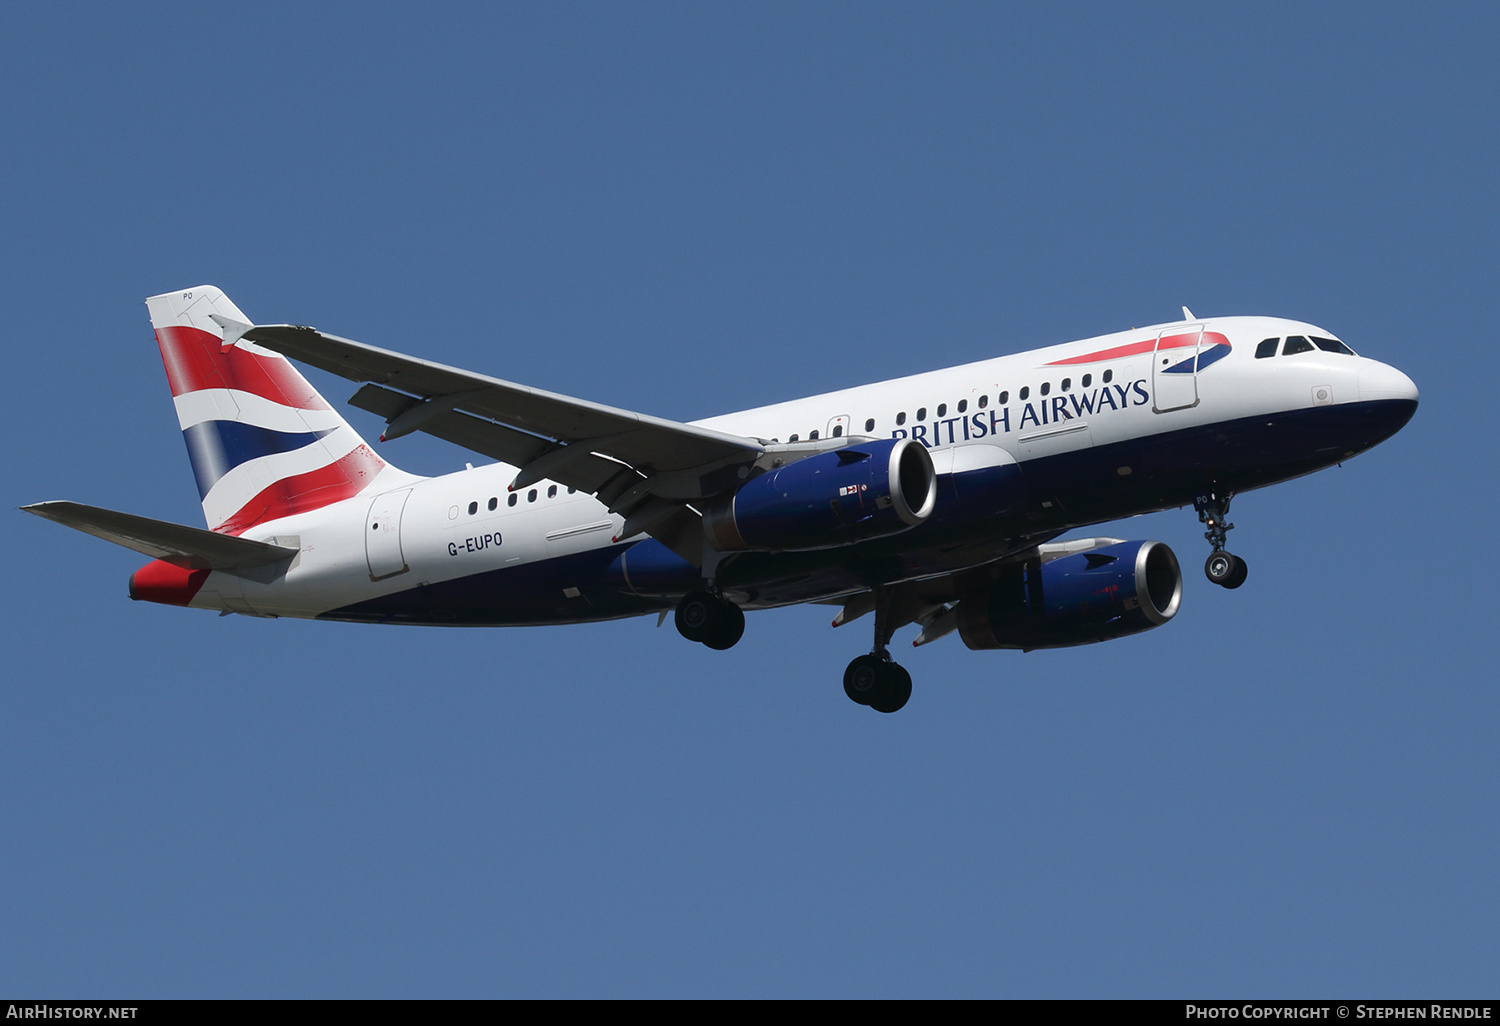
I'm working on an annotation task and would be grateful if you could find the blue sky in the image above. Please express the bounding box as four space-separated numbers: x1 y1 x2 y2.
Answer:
3 1 1497 997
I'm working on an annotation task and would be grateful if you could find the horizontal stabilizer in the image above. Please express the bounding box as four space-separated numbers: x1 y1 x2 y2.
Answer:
22 501 298 572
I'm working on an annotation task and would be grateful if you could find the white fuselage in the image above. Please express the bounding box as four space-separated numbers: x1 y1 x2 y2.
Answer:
188 315 1416 621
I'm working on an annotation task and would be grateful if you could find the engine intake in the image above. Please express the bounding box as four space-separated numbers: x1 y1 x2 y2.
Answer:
957 539 1182 650
705 437 937 551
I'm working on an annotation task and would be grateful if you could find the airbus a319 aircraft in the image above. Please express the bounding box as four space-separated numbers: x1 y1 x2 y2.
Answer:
26 287 1418 712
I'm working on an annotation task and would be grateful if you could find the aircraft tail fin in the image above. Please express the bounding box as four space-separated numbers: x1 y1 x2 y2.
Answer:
145 286 399 535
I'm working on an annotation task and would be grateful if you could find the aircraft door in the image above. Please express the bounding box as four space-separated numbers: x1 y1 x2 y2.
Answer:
826 414 850 439
1152 324 1202 413
365 488 412 580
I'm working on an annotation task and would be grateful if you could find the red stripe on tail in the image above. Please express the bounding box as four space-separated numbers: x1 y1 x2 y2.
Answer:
214 444 387 536
155 325 331 409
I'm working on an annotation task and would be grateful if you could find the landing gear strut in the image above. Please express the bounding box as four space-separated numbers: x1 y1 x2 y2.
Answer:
842 585 913 713
675 589 745 650
1195 490 1248 589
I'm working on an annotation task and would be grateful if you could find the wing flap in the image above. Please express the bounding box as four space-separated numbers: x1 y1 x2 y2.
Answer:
349 383 550 465
347 385 652 499
22 501 298 572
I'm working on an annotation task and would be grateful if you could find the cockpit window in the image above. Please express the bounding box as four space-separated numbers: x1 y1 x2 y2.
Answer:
1311 336 1356 356
1255 338 1279 359
1282 335 1315 356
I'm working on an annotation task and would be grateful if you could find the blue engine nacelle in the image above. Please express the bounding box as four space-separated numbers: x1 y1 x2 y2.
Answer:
704 438 938 551
956 540 1182 650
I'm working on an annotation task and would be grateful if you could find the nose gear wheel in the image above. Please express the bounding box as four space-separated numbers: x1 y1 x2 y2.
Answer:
1204 551 1248 589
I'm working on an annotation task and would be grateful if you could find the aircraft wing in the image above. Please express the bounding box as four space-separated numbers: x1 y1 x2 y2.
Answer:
22 501 298 573
245 324 769 564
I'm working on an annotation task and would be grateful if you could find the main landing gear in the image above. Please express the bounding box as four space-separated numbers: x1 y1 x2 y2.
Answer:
1195 490 1248 590
676 583 916 712
674 589 745 650
842 586 913 713
844 654 912 714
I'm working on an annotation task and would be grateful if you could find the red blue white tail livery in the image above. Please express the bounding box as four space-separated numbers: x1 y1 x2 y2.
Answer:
25 288 1418 712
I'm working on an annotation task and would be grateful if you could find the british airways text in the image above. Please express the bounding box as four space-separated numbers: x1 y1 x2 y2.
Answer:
892 378 1150 446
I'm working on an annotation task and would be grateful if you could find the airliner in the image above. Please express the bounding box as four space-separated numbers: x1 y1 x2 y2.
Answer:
24 287 1418 712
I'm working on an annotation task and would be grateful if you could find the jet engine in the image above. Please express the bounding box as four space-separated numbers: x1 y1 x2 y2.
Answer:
957 539 1182 650
704 438 937 551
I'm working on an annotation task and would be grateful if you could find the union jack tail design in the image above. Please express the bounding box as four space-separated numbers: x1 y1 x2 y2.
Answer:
146 286 397 535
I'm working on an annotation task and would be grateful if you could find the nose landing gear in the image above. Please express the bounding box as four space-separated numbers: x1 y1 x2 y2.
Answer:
1195 490 1248 589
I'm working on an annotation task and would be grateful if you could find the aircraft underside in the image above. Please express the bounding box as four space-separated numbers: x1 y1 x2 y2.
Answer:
319 396 1416 628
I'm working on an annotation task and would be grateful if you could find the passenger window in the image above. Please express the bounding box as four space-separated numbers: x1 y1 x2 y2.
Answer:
896 413 906 426
1256 338 1280 359
1082 374 1091 388
832 425 842 437
917 408 927 421
1040 382 1050 396
1312 336 1356 355
937 403 947 417
1283 336 1314 355
467 501 477 515
957 399 967 413
789 433 799 442
1061 378 1071 392
1103 370 1113 384
548 485 557 498
809 430 819 440
864 418 875 432
978 395 989 409
508 493 518 507
998 391 1008 404
527 489 537 502
488 497 498 511
1019 387 1029 401
568 487 576 494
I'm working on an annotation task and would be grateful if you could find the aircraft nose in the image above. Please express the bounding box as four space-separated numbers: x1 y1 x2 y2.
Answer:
1359 360 1419 403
